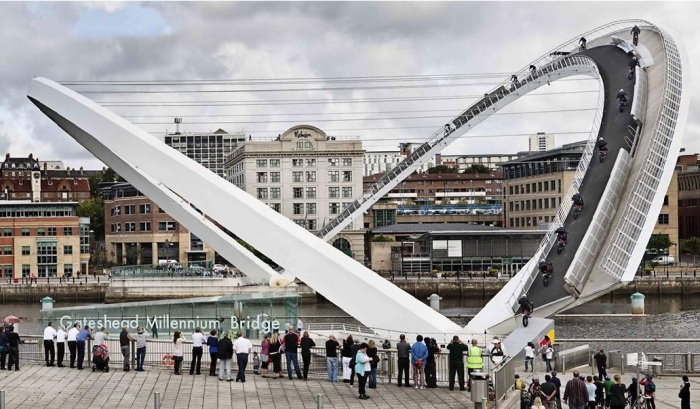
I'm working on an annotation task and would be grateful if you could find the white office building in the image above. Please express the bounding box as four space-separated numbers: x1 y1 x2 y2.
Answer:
165 128 246 178
528 132 555 152
224 125 366 262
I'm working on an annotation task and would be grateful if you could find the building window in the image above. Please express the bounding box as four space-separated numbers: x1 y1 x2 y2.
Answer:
125 222 136 232
306 171 316 182
293 203 304 215
342 187 353 198
328 171 340 183
293 187 303 198
270 172 281 183
257 188 269 199
64 245 73 255
292 171 304 183
22 265 30 278
342 171 352 182
292 159 304 167
270 187 281 199
63 227 73 236
269 159 280 167
342 158 353 167
112 223 121 233
111 206 121 216
48 227 57 236
37 228 46 236
2 246 11 256
21 228 30 237
293 219 306 227
328 158 339 167
256 159 267 168
658 214 670 224
269 203 281 213
139 203 151 214
158 221 177 231
140 222 151 232
256 172 268 183
663 195 669 206
306 203 317 215
64 264 73 276
307 220 317 230
305 187 316 199
3 265 12 277
329 187 340 198
22 246 30 256
329 203 340 214
305 159 316 167
2 228 11 237
125 205 136 215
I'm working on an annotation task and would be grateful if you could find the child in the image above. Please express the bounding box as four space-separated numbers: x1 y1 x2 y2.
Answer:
253 351 260 375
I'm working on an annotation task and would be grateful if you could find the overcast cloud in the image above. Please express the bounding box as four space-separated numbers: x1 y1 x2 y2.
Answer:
0 2 698 170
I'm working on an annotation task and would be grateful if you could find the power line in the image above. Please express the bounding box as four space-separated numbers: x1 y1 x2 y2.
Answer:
150 130 589 139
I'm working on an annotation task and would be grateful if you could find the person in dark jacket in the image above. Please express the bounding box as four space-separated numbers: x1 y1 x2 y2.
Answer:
207 329 219 376
366 340 379 389
447 336 468 391
349 339 361 386
217 332 233 381
396 334 411 387
550 371 562 409
0 324 9 370
594 349 607 380
609 374 627 409
627 377 639 407
6 325 20 371
679 375 690 409
424 337 440 388
300 331 316 380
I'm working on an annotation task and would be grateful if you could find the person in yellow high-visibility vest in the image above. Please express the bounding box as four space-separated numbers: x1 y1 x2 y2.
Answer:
466 338 483 391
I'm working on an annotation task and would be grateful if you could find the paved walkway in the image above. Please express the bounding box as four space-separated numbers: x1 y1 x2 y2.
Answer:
0 363 472 409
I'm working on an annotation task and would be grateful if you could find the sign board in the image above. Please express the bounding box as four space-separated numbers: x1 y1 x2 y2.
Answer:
627 353 638 366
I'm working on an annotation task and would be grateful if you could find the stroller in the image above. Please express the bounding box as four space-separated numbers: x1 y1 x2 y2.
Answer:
92 344 110 372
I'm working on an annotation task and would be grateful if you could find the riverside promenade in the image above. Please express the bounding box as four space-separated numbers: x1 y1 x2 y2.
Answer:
0 362 697 409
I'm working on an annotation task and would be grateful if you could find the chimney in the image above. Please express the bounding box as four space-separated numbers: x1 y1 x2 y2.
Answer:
4 153 9 161
28 153 33 160
66 167 71 175
43 162 47 171
80 166 84 175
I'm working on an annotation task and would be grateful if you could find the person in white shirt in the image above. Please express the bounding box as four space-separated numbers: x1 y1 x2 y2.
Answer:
524 342 536 372
190 327 207 375
94 327 109 346
56 325 67 367
233 333 253 382
43 321 58 367
67 323 80 368
296 318 303 333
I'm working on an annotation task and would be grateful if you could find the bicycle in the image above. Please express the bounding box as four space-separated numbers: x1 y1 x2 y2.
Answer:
573 203 583 219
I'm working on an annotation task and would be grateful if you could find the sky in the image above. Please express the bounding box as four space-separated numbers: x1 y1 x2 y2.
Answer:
0 1 698 170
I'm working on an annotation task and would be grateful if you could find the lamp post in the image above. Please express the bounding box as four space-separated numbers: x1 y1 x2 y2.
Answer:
89 229 95 275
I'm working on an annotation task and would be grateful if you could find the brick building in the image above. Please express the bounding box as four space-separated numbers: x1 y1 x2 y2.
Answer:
0 153 92 202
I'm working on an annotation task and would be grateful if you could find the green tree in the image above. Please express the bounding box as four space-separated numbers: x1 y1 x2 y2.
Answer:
683 237 700 265
463 164 491 174
372 235 395 243
647 233 674 253
76 197 105 238
427 165 457 174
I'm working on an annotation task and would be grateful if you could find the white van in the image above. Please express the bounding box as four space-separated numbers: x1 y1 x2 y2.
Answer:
651 255 675 266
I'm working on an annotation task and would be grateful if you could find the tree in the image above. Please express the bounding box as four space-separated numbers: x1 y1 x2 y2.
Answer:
76 197 105 238
463 164 491 174
683 237 700 266
427 165 457 174
647 233 674 252
372 235 395 243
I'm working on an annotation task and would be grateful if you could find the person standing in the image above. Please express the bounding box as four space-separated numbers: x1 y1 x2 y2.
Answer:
550 371 562 409
610 374 627 409
341 335 354 383
43 321 57 367
75 325 91 370
56 325 67 367
447 335 468 391
411 334 428 389
172 331 184 375
94 327 108 346
134 326 149 371
544 343 554 372
467 338 484 391
300 331 315 381
269 332 282 378
679 375 691 409
396 334 411 387
6 325 20 371
233 332 252 382
283 326 302 380
515 374 530 409
490 337 506 369
119 326 134 371
325 334 339 382
640 373 656 409
594 349 607 380
67 323 80 368
296 318 303 334
354 343 371 400
585 376 597 409
367 340 379 389
349 339 361 386
524 342 535 372
424 337 440 388
259 333 270 378
189 327 206 375
0 324 9 370
563 370 589 409
207 329 219 377
217 332 233 381
627 377 639 407
539 375 557 409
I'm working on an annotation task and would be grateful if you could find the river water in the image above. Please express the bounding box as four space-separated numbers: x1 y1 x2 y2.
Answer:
6 295 700 354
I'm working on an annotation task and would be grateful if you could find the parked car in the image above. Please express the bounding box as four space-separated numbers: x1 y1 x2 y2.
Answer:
651 255 675 266
213 264 229 274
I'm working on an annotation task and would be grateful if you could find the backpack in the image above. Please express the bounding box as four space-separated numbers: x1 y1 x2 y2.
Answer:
645 382 656 393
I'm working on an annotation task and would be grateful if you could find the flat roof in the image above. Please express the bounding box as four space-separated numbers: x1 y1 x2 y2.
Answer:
372 223 543 235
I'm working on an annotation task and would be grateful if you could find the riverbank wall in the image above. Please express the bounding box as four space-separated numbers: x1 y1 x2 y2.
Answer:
2 276 700 304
